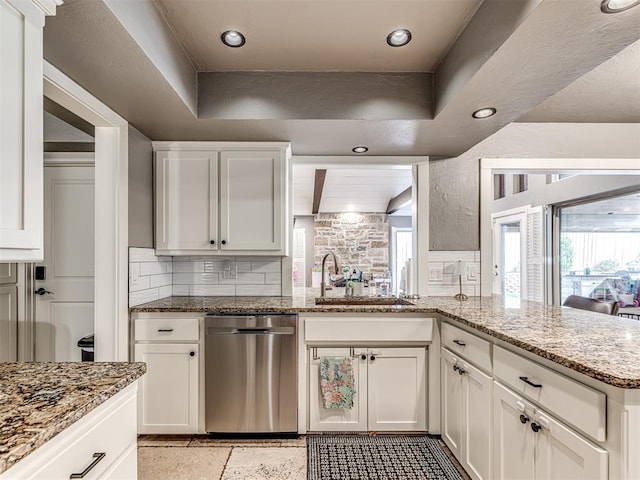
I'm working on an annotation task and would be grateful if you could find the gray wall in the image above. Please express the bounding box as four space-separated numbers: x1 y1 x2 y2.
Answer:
128 125 154 247
429 156 480 251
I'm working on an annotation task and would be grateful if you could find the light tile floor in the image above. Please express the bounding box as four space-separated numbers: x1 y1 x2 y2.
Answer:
138 436 306 480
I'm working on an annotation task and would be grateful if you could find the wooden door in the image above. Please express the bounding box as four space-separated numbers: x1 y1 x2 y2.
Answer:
368 347 426 431
309 347 367 431
219 150 283 251
155 150 218 253
463 362 493 480
35 165 94 361
134 343 199 434
442 348 463 457
493 382 535 480
534 411 607 480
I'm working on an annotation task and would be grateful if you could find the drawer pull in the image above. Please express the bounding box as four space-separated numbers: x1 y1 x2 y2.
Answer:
519 376 542 388
531 422 542 433
70 452 106 479
157 328 174 333
519 414 530 424
452 339 466 346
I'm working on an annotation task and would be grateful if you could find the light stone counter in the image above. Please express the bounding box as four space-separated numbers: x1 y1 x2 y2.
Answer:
0 362 146 474
131 292 640 389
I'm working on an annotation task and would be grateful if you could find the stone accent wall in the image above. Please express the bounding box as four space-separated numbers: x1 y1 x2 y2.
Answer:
314 213 389 277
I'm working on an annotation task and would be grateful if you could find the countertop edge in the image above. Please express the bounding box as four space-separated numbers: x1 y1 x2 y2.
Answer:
0 364 146 475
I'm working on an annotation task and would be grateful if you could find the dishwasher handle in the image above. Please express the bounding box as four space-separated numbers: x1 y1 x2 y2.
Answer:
206 326 295 335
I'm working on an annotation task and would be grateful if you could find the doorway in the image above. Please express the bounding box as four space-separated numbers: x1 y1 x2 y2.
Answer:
492 211 526 304
34 160 95 361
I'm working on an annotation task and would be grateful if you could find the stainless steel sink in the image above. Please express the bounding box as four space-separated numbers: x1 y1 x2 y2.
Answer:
314 297 415 306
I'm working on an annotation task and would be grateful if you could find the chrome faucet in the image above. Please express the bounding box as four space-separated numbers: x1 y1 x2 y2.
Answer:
320 251 339 297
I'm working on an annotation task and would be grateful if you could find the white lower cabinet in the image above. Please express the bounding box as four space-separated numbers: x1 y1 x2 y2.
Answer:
309 347 426 432
441 347 492 480
493 381 608 480
0 382 138 480
134 343 199 434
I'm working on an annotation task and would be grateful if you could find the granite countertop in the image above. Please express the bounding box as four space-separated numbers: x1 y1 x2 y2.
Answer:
132 291 640 389
0 362 146 474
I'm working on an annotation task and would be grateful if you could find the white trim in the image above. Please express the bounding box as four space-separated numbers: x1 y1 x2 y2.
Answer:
44 152 95 166
414 163 429 297
152 141 291 151
480 157 640 297
29 0 63 17
43 61 129 362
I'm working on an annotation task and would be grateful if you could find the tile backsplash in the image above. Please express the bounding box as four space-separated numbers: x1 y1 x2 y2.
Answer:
129 248 282 306
428 251 480 297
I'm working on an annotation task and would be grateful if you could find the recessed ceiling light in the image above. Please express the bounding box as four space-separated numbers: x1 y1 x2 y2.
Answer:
601 0 640 13
386 29 412 47
352 146 368 154
472 107 497 119
221 30 246 48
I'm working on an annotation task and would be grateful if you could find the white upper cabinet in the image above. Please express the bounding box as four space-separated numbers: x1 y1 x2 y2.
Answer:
220 150 284 251
153 142 291 256
155 150 218 252
0 0 60 262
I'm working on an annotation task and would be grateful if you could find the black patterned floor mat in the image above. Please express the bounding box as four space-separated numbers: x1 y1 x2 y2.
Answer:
307 435 465 480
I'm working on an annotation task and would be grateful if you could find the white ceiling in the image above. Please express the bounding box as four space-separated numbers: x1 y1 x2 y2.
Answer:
42 0 640 157
294 165 412 215
156 0 481 72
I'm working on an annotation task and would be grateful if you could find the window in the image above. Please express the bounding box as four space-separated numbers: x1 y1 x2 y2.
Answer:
557 192 640 306
513 174 528 194
493 174 505 200
391 227 412 294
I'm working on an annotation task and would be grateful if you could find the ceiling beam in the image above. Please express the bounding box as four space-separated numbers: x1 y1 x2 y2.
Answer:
386 187 412 214
312 169 327 214
44 97 95 137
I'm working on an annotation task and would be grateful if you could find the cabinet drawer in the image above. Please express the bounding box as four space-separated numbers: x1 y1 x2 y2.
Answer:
305 317 433 343
494 346 606 442
135 317 199 341
442 322 491 372
6 385 138 479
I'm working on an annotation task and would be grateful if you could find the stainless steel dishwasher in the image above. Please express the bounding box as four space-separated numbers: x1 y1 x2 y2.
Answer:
204 313 297 433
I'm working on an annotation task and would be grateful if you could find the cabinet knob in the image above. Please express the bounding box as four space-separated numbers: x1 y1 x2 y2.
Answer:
221 240 227 245
210 240 215 245
361 354 367 361
519 414 530 424
189 351 196 357
531 422 542 433
370 355 376 361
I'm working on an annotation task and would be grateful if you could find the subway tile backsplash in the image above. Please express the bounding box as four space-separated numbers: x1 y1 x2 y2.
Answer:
428 250 481 297
129 248 282 306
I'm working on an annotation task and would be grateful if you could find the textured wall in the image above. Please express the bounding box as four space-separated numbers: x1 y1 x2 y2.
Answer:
430 156 480 251
128 125 154 247
314 213 389 277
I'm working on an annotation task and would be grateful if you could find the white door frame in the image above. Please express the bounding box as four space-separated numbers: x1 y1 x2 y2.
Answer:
491 208 528 297
480 158 640 296
43 61 129 361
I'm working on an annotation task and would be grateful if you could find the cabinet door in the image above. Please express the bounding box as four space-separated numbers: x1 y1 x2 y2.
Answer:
463 362 492 480
493 382 535 480
0 0 45 261
0 285 18 361
309 347 367 431
135 343 199 433
442 348 463 457
219 150 284 251
534 411 607 480
368 347 426 431
155 150 218 253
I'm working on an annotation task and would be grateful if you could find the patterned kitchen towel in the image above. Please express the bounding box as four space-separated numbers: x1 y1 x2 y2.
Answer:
320 356 356 409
